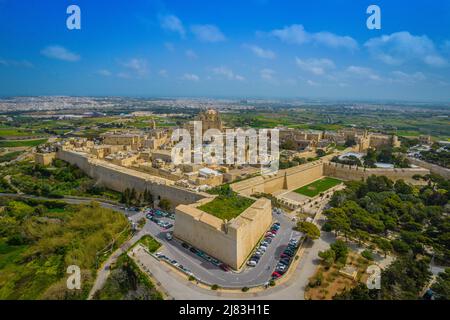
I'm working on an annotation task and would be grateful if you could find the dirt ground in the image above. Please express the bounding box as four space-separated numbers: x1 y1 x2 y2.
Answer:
305 251 370 300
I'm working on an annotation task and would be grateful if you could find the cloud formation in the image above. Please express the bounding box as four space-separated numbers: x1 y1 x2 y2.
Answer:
122 58 149 77
191 25 226 43
245 44 276 59
159 14 185 37
365 32 448 67
212 66 244 81
182 73 200 81
41 45 80 62
295 58 335 75
270 24 357 50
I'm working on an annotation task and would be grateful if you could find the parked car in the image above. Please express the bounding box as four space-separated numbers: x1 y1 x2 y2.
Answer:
247 260 257 267
280 253 290 259
219 263 230 272
165 232 173 241
190 247 198 254
182 242 190 249
272 271 282 279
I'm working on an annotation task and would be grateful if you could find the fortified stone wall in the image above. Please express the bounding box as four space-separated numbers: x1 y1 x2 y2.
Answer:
231 161 324 196
323 162 430 183
407 157 450 180
57 149 210 208
173 198 272 269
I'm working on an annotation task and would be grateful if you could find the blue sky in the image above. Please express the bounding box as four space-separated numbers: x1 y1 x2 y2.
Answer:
1 0 450 101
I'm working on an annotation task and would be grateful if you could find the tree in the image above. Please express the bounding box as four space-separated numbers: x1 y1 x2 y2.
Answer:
296 221 320 240
330 240 349 264
373 237 392 257
316 149 326 157
431 268 450 300
394 179 413 195
318 249 336 268
159 198 171 211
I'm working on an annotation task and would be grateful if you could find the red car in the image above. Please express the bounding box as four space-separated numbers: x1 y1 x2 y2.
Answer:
271 271 282 279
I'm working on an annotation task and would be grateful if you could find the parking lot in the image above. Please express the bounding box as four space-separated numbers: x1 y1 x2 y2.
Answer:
141 208 302 288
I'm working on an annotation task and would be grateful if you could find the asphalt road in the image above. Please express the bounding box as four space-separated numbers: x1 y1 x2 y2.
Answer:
143 210 300 288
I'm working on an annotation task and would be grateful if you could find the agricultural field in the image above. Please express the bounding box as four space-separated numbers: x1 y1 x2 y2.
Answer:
295 177 342 197
0 139 48 148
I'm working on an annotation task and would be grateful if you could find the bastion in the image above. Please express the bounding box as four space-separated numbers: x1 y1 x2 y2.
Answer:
174 197 272 270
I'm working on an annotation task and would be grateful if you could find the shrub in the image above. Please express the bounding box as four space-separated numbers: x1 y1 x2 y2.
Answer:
211 284 219 290
242 287 249 292
361 250 374 261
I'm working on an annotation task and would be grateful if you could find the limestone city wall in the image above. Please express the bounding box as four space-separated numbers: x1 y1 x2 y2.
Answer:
323 162 430 183
231 161 324 196
57 149 210 208
407 157 450 180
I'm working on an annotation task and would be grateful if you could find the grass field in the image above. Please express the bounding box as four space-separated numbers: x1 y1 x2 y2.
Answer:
294 177 342 197
198 195 255 221
0 151 23 163
136 235 161 253
0 139 47 148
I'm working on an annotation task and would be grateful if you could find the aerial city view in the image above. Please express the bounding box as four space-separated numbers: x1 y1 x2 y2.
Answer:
0 0 449 311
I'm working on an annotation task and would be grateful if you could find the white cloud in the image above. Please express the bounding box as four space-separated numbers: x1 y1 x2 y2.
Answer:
390 71 426 84
295 58 335 75
182 73 200 81
260 68 275 80
270 24 357 50
346 66 381 81
122 58 148 77
365 31 448 67
41 45 80 62
212 66 244 81
245 44 275 59
185 49 198 59
97 69 112 77
0 58 33 68
159 14 185 37
191 25 226 43
306 80 320 86
159 69 168 77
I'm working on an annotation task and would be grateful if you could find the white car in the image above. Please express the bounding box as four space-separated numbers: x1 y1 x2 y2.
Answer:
166 232 173 240
247 260 257 267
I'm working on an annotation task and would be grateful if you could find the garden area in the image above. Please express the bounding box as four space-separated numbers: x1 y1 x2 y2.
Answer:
199 185 255 220
294 177 342 198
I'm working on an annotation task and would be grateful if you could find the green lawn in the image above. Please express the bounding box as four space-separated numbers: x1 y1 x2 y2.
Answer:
135 235 161 253
198 195 255 221
0 139 48 148
294 177 342 197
